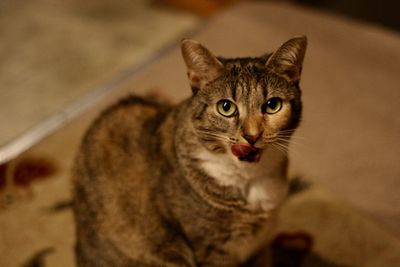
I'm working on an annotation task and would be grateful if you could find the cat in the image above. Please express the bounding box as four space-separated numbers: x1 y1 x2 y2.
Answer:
72 36 307 267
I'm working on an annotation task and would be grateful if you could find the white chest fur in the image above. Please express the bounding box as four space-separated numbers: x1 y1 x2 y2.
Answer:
196 146 289 212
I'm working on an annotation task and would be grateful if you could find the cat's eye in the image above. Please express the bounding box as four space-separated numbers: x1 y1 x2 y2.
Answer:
262 97 282 114
217 99 237 117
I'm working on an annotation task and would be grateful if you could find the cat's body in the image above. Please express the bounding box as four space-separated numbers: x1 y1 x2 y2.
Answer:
73 37 307 267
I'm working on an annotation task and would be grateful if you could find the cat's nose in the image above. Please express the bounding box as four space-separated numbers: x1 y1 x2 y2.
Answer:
243 132 262 145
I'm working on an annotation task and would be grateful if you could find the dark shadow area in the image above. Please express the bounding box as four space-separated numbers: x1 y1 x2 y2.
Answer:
21 248 54 267
290 0 400 31
244 231 351 267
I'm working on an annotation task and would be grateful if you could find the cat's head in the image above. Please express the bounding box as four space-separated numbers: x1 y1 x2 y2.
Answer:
181 37 307 163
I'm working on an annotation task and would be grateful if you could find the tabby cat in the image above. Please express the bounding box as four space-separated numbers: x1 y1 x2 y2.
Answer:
73 36 307 267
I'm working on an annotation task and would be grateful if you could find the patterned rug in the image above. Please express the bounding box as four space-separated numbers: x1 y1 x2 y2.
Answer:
1 151 399 266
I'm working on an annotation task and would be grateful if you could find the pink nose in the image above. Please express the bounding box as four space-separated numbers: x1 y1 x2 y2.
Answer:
243 132 261 145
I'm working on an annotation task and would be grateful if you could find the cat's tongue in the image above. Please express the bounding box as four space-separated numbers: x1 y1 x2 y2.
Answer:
231 144 261 163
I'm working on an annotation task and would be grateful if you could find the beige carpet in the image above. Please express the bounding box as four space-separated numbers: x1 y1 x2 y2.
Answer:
0 0 198 151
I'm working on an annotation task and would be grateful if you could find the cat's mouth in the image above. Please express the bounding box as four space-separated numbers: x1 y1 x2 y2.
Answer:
231 144 262 163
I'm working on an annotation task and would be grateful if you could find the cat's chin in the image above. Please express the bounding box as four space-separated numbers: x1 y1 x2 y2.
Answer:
231 144 262 163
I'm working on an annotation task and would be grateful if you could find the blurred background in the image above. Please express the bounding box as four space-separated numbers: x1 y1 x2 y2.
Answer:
0 0 399 162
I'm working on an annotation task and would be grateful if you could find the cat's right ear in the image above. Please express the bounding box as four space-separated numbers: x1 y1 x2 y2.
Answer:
181 39 224 94
266 36 307 82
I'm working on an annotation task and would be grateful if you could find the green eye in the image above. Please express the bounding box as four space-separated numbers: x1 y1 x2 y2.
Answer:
217 99 237 117
263 97 282 114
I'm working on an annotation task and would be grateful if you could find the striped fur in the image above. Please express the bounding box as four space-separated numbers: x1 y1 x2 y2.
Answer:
73 37 307 267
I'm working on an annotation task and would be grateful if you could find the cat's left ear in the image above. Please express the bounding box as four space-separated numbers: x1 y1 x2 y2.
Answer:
266 36 307 82
181 39 224 93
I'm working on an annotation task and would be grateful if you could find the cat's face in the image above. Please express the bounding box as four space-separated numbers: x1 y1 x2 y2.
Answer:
181 37 306 162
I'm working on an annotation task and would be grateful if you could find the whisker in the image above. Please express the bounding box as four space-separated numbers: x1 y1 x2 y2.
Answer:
276 134 308 142
275 136 310 150
274 138 302 147
275 140 306 157
274 132 310 148
195 130 236 143
264 137 290 145
262 130 309 157
271 143 289 157
273 142 290 153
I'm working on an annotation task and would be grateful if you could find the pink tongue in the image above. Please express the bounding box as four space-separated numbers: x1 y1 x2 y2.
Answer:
231 144 256 157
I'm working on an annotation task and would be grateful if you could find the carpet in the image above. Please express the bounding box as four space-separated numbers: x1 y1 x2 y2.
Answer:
1 160 399 267
0 0 198 151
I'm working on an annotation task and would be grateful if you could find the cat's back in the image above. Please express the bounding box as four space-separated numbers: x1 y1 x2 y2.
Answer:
75 95 164 179
73 95 177 265
73 95 168 227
